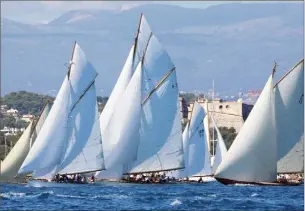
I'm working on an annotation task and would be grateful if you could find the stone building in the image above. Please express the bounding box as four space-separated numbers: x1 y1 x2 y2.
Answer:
187 97 253 133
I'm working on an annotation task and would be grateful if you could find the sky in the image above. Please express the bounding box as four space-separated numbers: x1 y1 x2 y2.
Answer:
1 1 230 24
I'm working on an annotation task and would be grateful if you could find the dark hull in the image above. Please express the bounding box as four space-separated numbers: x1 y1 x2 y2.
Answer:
215 177 302 186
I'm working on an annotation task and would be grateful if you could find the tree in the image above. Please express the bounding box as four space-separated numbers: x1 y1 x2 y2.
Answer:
210 126 237 154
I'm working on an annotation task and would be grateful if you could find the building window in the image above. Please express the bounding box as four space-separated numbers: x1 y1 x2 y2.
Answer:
226 105 229 109
219 105 223 109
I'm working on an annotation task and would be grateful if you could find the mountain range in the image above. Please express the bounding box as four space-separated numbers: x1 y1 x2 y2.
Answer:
1 2 303 97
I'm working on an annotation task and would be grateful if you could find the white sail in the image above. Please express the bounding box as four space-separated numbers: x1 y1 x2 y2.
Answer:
186 102 212 177
30 102 51 148
99 62 143 171
19 42 104 178
203 101 211 154
58 84 105 175
100 45 135 160
275 59 304 173
135 15 153 66
215 74 277 183
210 115 227 174
128 67 184 174
96 14 153 179
96 62 143 180
0 122 33 182
1 101 51 182
18 75 71 176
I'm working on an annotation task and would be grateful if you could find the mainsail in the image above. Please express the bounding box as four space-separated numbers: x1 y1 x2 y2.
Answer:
275 59 304 173
18 42 105 179
215 73 277 183
0 101 51 182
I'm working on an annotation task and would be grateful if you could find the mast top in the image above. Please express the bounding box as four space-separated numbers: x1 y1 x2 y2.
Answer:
272 61 277 77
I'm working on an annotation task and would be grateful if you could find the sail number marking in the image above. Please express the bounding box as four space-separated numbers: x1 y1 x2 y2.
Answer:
299 94 304 104
198 128 205 137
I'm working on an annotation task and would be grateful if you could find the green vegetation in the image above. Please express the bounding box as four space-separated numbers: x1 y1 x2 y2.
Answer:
0 131 23 160
0 116 29 129
97 96 109 113
179 92 197 103
1 91 109 116
210 127 237 155
2 91 55 116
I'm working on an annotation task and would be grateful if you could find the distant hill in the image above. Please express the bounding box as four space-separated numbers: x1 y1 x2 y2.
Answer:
1 2 303 97
1 91 108 116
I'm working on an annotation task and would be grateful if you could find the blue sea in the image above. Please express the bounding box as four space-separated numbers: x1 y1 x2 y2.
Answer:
1 181 303 210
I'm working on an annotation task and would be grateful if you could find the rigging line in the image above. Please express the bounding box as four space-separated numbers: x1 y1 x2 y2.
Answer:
273 59 304 88
156 153 163 171
142 66 176 106
68 74 98 116
141 32 153 66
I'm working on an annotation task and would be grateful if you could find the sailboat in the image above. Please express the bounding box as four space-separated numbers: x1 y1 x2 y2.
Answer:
17 42 105 187
202 100 227 176
96 14 184 183
275 59 304 175
169 101 213 182
121 20 184 181
95 14 153 181
0 101 51 183
214 61 303 186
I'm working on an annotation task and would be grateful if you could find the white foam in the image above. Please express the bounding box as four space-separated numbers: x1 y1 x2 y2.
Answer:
1 192 26 198
170 199 182 206
251 193 259 197
55 194 85 199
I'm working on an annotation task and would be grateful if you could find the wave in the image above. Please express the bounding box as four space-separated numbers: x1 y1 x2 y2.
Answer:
0 191 54 200
170 199 182 206
251 193 259 197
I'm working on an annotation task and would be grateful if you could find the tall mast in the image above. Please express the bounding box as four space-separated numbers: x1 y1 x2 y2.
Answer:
212 79 215 156
67 41 77 79
132 13 143 68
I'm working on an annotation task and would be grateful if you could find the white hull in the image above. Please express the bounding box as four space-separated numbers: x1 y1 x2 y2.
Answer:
27 180 90 188
189 176 216 182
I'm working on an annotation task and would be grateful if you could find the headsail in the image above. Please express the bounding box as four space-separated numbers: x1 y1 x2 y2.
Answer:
1 101 51 182
18 42 105 178
30 101 51 148
210 115 227 174
100 61 143 171
275 59 304 173
0 122 33 182
183 102 212 178
215 73 277 183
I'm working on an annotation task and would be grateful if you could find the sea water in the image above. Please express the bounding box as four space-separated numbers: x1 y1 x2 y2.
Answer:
1 181 303 210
